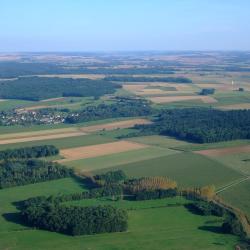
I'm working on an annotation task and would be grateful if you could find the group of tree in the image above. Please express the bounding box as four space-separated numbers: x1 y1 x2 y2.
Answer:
0 159 72 188
200 88 215 95
124 176 177 194
134 108 250 143
0 145 59 160
0 77 120 101
65 97 153 123
22 202 128 236
104 76 192 83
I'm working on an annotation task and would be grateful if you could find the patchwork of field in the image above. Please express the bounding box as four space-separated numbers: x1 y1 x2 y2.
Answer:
64 146 179 171
149 95 218 104
0 127 86 145
58 141 149 162
0 118 149 145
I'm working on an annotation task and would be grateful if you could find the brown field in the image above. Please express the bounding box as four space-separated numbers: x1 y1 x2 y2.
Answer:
80 118 152 132
148 95 218 104
58 141 148 162
0 131 86 145
217 103 250 110
195 83 233 91
195 145 250 157
0 127 80 140
18 102 81 111
35 74 105 80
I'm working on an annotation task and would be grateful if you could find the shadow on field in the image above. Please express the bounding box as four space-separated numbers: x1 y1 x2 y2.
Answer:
198 225 225 234
184 203 203 215
2 212 27 227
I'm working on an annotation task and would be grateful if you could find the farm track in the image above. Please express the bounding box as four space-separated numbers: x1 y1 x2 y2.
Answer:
216 176 250 194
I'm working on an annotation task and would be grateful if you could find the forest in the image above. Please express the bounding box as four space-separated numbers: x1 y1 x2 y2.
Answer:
0 62 175 78
0 159 72 188
0 77 120 101
0 145 59 160
134 108 250 143
65 98 153 123
104 76 192 83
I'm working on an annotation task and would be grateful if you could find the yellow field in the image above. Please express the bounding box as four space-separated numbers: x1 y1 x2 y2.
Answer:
58 141 149 162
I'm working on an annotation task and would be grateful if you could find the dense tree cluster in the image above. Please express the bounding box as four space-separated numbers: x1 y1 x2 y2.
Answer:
65 98 153 123
200 88 215 95
93 170 127 186
135 108 250 143
0 145 59 160
22 202 128 236
104 76 192 83
0 77 120 101
0 159 72 188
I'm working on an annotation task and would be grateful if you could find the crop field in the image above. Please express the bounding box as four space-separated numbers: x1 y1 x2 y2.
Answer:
219 179 250 218
58 141 149 162
95 152 243 188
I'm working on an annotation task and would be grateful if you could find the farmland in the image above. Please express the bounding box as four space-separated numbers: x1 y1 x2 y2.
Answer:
0 51 250 249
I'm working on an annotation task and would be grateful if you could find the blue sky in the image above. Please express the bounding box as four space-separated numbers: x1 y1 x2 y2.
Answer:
0 0 250 51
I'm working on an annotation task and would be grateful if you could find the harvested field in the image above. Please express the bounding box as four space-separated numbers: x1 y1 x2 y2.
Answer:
0 127 80 140
58 141 149 162
217 103 250 110
149 95 217 104
80 119 152 132
0 131 86 145
195 145 250 157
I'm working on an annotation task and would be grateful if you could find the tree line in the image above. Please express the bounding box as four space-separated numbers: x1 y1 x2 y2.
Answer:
0 145 59 160
0 159 72 188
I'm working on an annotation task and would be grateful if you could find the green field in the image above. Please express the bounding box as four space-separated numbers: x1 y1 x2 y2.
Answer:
0 183 239 250
219 179 250 218
96 152 243 188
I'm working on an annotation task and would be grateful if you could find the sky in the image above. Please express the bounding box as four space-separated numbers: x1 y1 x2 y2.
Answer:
0 0 250 52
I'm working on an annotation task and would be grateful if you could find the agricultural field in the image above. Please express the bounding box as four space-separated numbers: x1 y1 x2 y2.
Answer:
0 51 250 249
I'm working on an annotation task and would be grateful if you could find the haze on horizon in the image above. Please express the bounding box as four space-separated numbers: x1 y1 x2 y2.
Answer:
0 0 250 52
